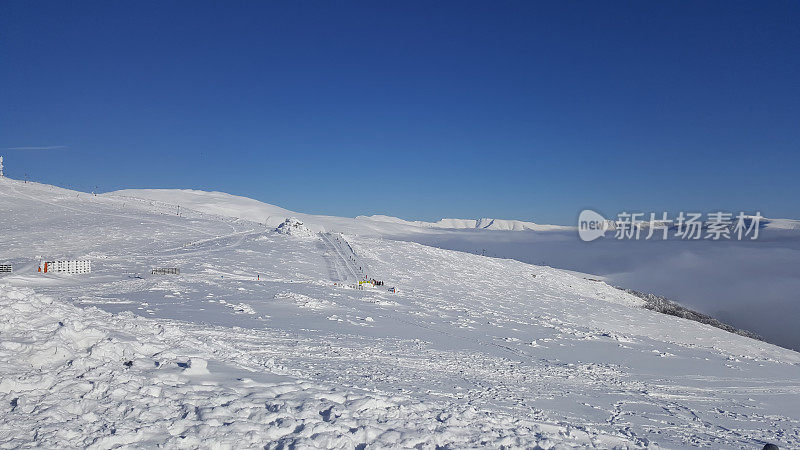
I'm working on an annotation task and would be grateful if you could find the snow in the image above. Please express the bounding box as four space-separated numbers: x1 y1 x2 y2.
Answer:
2 177 800 448
359 215 573 231
275 217 316 238
762 217 800 230
108 188 573 234
3 284 627 448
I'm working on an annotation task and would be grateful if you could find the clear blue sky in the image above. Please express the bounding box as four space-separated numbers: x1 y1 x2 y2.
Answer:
1 1 798 225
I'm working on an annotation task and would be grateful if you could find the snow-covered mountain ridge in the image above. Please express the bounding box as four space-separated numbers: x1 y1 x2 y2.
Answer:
357 214 572 231
108 189 573 232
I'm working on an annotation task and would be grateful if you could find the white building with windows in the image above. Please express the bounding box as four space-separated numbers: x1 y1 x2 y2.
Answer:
39 260 92 274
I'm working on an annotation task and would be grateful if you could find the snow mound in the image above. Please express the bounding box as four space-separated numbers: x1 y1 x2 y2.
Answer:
275 218 315 238
274 291 333 309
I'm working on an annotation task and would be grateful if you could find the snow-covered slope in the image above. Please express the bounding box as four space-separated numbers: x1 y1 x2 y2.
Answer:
3 177 800 448
110 188 296 225
4 284 624 448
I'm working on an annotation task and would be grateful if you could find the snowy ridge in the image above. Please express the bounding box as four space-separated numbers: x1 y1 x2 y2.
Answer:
108 189 295 226
762 218 800 230
108 189 572 233
362 215 572 231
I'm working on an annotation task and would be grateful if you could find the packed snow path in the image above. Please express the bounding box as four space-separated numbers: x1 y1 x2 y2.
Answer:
321 232 368 282
2 178 800 448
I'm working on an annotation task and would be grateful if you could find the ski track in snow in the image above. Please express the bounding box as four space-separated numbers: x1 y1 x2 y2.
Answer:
2 178 800 448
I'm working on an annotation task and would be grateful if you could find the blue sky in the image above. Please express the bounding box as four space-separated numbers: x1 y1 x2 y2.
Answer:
1 1 798 225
